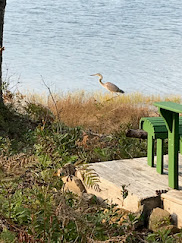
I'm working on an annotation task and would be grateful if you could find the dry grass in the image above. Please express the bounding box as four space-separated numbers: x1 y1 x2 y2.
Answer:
26 91 182 134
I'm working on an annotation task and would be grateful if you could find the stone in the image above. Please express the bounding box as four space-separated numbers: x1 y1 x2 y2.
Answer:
62 176 87 196
148 207 172 232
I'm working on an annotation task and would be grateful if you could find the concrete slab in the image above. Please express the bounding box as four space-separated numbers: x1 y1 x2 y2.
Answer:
86 155 182 228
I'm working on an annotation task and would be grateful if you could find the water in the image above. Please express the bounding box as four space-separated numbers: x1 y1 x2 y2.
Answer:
3 0 182 95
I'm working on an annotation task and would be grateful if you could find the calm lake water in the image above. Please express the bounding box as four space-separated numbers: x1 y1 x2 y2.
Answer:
3 0 182 95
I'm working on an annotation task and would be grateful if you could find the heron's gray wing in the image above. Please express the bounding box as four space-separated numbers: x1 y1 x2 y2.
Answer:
105 82 121 92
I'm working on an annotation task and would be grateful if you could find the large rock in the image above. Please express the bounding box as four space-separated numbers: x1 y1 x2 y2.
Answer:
148 207 178 233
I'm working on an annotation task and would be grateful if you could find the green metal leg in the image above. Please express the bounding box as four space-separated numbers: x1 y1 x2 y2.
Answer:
147 135 154 167
168 114 179 189
180 136 182 154
156 139 164 174
160 109 179 189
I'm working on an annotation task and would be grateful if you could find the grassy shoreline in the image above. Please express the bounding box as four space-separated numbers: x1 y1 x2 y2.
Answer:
24 91 181 133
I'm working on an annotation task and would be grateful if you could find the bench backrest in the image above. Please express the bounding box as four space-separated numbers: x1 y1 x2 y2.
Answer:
140 117 182 139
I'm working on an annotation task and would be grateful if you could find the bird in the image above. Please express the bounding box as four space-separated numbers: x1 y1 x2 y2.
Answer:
90 73 124 94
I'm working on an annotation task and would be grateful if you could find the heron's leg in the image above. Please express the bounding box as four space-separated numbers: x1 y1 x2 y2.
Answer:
107 94 118 101
106 93 115 102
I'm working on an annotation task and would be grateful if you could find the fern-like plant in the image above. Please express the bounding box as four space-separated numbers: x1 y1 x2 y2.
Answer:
77 163 101 192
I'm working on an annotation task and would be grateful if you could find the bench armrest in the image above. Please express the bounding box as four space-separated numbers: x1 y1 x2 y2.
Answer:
154 101 182 113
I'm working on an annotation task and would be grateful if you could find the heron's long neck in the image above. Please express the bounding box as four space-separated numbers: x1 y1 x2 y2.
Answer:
99 77 104 86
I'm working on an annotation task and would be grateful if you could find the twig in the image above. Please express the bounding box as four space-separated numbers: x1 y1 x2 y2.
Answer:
40 76 61 122
137 234 148 243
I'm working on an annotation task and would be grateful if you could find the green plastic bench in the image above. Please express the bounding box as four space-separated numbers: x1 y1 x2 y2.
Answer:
140 101 182 189
140 116 182 175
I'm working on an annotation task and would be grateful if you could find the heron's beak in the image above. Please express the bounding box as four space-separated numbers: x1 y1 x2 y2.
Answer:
90 74 96 76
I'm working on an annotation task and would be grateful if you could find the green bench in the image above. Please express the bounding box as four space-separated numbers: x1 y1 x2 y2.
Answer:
140 116 182 174
140 101 182 189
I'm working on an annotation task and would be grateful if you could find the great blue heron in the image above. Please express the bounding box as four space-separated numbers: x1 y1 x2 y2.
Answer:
90 73 124 94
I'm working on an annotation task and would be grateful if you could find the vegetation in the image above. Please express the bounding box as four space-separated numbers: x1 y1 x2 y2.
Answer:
27 91 181 134
0 89 182 242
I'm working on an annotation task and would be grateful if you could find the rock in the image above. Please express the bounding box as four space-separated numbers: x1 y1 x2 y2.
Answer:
62 175 87 196
148 207 173 232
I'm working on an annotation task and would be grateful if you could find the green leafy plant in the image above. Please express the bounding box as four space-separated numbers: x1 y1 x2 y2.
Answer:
78 163 101 191
146 228 175 243
0 229 17 243
121 184 129 199
24 102 55 124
